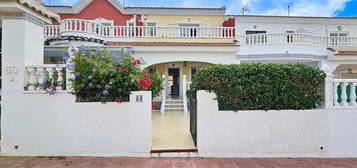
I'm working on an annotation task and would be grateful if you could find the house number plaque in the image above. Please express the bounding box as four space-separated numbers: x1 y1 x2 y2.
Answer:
136 95 143 102
6 65 19 81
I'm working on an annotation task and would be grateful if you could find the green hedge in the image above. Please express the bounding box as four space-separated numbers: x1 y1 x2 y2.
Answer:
187 63 326 111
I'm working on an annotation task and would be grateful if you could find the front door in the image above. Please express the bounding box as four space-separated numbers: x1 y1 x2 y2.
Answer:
168 68 180 98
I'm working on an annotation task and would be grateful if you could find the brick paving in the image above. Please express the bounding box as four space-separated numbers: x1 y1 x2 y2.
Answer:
1 157 357 168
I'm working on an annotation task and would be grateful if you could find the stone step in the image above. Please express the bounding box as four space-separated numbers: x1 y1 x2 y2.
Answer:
165 100 183 104
165 104 184 108
165 108 184 112
150 152 198 157
150 149 198 157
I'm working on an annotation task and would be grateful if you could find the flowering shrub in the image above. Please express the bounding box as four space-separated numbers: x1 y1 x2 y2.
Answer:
66 46 162 103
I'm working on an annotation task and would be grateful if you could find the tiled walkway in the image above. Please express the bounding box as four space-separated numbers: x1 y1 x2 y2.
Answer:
152 111 196 151
1 157 357 168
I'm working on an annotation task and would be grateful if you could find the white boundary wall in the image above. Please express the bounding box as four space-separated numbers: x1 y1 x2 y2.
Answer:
197 90 357 157
1 91 151 156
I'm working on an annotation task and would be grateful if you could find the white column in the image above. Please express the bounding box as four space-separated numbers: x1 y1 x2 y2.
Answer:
334 82 340 106
350 82 356 106
183 75 188 114
160 75 166 114
56 67 64 91
341 82 348 106
325 74 334 108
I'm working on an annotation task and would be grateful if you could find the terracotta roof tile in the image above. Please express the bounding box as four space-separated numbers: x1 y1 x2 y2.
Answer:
107 41 239 46
336 51 357 55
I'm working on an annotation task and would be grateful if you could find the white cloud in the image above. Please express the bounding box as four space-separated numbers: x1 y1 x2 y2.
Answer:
260 0 351 16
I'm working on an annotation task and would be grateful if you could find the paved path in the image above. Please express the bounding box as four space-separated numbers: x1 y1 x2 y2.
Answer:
1 157 357 168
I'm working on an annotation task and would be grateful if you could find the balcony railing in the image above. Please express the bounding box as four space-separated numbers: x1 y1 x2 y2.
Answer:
332 79 357 108
238 33 357 47
24 65 67 92
44 19 236 39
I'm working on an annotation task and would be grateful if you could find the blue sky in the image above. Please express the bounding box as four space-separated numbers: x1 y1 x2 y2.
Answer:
43 0 357 16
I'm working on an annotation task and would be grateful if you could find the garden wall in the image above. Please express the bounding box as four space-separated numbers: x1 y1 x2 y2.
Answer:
196 90 357 157
1 91 151 157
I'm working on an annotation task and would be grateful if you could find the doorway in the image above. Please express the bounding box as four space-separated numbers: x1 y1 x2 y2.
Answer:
168 68 180 98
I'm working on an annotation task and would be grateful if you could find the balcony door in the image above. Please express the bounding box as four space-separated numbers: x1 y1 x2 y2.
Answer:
245 30 267 45
330 32 348 46
179 24 199 37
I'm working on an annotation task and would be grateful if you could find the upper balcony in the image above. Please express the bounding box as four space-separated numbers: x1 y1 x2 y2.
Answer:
237 33 357 59
44 19 236 44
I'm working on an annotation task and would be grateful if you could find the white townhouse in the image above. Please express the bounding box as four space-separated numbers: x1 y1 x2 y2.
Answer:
234 15 357 80
1 0 357 158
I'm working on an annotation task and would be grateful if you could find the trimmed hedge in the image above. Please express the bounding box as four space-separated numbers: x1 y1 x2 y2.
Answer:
187 63 326 111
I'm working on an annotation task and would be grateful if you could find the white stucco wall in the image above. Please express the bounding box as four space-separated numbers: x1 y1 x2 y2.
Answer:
134 46 239 68
328 109 357 157
1 91 152 156
196 90 357 158
235 16 357 36
1 19 152 156
196 91 328 157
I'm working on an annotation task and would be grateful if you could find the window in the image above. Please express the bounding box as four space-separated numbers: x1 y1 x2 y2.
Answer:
330 32 349 45
148 66 156 74
147 22 157 37
191 67 197 80
44 48 69 64
245 30 267 44
179 24 199 37
330 32 348 37
245 30 267 35
286 31 295 43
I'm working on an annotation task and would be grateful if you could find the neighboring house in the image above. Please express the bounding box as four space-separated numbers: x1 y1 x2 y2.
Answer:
234 15 357 80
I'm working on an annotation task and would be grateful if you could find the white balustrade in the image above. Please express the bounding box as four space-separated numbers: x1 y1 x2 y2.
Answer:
44 19 236 39
332 79 357 108
24 65 67 92
238 33 357 47
238 33 328 46
44 25 60 37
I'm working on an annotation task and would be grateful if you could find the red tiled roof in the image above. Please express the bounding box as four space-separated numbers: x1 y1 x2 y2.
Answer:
336 51 357 55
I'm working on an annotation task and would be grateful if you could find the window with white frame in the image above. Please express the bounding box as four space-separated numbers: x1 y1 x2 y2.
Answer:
147 22 157 37
330 32 349 45
179 23 199 37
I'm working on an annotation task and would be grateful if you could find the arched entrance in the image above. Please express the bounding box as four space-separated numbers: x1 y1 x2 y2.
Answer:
147 61 214 152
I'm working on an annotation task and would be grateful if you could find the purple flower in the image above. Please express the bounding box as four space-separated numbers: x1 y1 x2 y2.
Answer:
63 56 70 61
100 55 105 59
80 45 87 51
70 46 79 53
81 51 86 56
67 63 75 69
92 68 97 73
110 56 117 62
90 50 97 56
88 75 93 80
74 72 80 77
118 59 124 67
102 90 109 95
128 48 135 54
49 89 56 95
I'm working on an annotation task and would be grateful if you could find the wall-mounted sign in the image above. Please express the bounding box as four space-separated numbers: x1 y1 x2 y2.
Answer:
136 95 143 102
